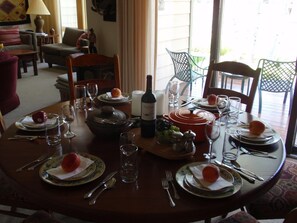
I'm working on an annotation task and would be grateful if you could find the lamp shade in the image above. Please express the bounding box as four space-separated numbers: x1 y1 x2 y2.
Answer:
26 0 50 15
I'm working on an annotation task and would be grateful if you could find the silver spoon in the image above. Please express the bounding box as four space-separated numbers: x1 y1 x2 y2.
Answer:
89 178 116 205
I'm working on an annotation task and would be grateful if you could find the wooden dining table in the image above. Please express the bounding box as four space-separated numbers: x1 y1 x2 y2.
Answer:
0 100 286 223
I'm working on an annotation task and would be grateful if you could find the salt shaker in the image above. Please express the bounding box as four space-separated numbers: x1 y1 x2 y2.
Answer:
183 130 196 153
171 131 184 152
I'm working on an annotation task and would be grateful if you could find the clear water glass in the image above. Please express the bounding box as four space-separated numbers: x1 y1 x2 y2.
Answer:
216 95 229 125
61 104 76 138
168 81 180 107
204 120 220 162
87 83 98 111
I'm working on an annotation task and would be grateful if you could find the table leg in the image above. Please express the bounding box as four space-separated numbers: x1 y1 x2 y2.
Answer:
33 54 38 76
17 60 22 79
22 60 28 73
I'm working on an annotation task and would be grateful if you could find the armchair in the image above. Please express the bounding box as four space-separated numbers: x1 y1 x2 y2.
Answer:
42 27 89 68
0 27 37 51
0 52 20 115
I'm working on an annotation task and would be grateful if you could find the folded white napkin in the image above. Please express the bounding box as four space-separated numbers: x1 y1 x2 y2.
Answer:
46 155 94 180
105 92 128 100
189 164 233 191
21 116 56 128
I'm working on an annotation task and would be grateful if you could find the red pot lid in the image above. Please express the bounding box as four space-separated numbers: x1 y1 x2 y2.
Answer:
168 108 215 125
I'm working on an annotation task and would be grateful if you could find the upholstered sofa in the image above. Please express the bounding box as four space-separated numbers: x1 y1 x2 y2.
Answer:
0 52 20 115
0 27 37 51
42 27 88 68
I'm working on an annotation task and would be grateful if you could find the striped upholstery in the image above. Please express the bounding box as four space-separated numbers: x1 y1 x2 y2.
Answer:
0 27 21 46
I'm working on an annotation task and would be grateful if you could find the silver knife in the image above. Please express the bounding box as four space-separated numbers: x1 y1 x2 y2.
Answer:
84 171 118 199
16 152 52 172
231 164 264 181
214 160 256 184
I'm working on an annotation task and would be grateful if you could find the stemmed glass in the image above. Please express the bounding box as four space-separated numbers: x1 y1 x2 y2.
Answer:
204 120 220 162
61 104 76 138
87 83 98 111
168 81 180 107
216 95 229 125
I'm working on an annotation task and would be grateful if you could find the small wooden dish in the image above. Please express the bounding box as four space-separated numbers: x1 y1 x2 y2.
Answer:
129 128 195 160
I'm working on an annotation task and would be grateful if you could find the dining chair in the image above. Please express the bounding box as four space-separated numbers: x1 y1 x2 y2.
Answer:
0 110 5 136
257 59 296 114
0 111 43 218
203 60 261 113
221 72 251 94
218 207 297 223
165 48 207 96
22 210 62 223
66 53 121 103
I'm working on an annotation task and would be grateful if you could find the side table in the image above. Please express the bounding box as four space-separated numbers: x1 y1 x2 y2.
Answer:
36 34 59 62
8 50 38 78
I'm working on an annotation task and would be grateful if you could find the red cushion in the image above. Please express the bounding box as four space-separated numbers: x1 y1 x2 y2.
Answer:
0 28 21 46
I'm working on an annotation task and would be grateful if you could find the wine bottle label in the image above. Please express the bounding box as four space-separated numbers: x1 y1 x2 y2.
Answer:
141 102 156 121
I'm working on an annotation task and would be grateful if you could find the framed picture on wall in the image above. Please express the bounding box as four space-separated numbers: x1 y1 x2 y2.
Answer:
0 0 31 26
91 0 116 22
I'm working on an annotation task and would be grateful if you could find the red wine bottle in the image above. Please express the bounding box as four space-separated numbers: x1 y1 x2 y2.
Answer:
141 75 156 138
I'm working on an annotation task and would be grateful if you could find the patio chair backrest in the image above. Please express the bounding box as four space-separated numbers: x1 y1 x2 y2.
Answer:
258 59 296 93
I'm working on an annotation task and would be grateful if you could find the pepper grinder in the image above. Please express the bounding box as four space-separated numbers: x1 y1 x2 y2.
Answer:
183 130 196 153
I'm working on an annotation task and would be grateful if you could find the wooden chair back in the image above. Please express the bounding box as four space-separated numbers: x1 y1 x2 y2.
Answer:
203 60 261 113
0 110 5 136
66 53 121 102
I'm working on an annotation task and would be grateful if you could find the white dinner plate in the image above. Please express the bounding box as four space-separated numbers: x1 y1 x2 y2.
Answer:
98 93 131 104
231 125 280 146
192 99 218 111
176 162 242 199
39 153 105 187
15 113 61 132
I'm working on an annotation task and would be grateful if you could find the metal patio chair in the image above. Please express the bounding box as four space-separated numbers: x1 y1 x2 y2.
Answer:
166 48 207 96
257 59 296 114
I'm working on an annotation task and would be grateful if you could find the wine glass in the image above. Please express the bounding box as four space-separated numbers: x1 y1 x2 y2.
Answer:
216 95 229 125
87 83 98 111
168 81 180 107
204 120 220 162
61 104 76 138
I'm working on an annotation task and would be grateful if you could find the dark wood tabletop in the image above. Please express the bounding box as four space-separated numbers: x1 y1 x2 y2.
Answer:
0 101 286 223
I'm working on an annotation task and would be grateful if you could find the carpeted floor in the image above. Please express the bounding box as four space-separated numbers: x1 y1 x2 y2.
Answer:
1 62 284 223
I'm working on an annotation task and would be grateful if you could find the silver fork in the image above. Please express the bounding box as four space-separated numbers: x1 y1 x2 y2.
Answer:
165 170 180 199
161 178 175 207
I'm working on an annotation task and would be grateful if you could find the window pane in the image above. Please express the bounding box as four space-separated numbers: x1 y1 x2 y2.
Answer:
60 0 78 29
220 0 297 67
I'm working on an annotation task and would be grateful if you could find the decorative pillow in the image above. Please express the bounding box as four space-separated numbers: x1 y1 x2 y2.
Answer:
246 157 297 219
0 28 22 46
76 32 88 49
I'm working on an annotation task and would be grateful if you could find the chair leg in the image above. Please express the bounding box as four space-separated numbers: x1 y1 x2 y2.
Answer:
284 91 288 104
258 90 262 114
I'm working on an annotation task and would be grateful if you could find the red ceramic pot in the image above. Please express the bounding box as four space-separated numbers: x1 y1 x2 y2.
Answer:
164 108 216 142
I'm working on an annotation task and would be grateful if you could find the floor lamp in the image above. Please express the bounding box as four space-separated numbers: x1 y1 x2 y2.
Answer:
26 0 50 33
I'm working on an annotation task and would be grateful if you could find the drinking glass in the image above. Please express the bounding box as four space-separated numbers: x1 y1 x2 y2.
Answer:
61 104 76 138
87 83 98 111
228 96 241 125
168 81 180 107
204 120 220 162
216 95 229 125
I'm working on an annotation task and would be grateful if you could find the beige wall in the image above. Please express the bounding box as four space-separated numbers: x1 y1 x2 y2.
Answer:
86 1 118 57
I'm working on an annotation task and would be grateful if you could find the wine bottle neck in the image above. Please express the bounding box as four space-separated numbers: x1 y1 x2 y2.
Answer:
146 75 152 92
